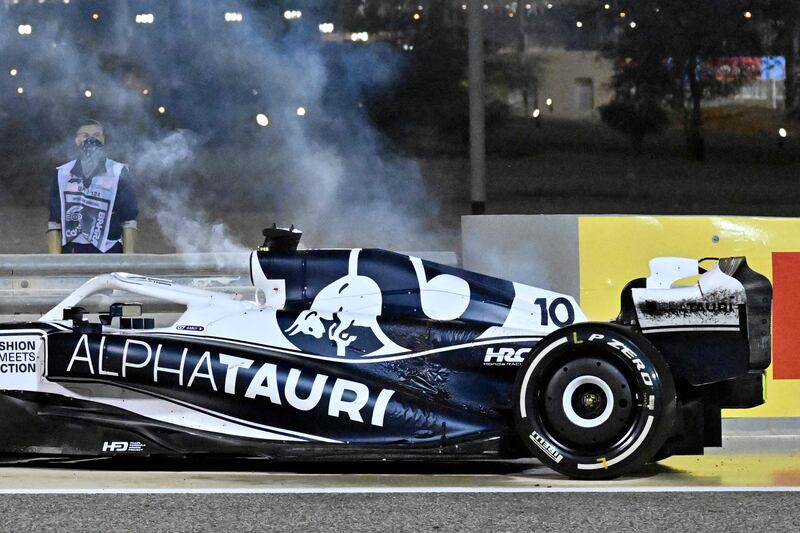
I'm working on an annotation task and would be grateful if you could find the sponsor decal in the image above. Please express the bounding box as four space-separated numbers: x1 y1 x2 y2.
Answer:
641 295 741 316
483 347 530 366
0 335 41 390
529 430 564 463
176 325 205 332
58 334 395 428
102 441 146 453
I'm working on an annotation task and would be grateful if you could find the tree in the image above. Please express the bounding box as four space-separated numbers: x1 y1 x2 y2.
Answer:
587 0 763 160
353 2 471 137
486 52 541 116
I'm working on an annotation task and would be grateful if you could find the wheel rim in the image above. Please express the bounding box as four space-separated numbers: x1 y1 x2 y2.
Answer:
561 375 614 428
539 356 638 453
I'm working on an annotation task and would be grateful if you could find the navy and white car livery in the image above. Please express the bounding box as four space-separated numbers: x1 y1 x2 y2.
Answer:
0 229 772 478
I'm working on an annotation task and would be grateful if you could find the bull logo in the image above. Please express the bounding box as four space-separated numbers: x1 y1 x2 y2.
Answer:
285 250 406 357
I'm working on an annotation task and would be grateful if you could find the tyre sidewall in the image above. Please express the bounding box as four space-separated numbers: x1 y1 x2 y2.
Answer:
513 323 676 479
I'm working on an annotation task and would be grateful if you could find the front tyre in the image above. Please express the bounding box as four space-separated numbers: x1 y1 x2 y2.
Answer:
513 323 676 479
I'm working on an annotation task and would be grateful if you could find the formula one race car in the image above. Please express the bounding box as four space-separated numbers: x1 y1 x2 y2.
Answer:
0 229 772 478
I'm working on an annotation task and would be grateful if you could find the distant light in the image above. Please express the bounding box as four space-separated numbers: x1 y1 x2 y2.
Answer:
16 87 24 95
63 0 70 4
744 11 752 19
483 4 489 10
224 12 243 22
283 10 302 20
296 107 306 117
135 13 155 24
413 13 421 21
779 127 788 138
318 22 334 34
17 24 32 36
350 32 369 42
525 3 532 9
619 11 626 18
402 44 415 51
9 69 18 77
142 88 150 95
546 98 553 106
84 89 92 98
158 106 166 114
576 21 583 28
629 21 637 28
532 108 541 118
604 3 610 9
92 13 100 21
461 4 467 10
256 113 269 127
546 3 552 8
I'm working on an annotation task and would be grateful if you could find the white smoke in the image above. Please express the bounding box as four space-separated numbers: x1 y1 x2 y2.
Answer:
1 1 453 255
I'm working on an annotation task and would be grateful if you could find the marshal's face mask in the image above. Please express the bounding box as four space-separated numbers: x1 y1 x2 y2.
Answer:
79 136 104 158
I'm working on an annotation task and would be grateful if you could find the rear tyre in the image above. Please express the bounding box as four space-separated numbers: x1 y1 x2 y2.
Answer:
513 323 676 479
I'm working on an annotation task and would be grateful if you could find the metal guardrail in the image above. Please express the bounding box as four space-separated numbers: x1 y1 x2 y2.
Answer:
0 251 458 316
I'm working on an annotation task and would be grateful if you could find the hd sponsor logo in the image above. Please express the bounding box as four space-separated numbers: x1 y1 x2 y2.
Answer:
102 441 146 453
483 347 531 366
0 334 41 391
58 334 395 428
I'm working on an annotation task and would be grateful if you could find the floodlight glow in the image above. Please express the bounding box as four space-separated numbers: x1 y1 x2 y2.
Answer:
158 106 166 114
84 89 92 98
16 87 24 94
546 98 553 106
318 22 334 34
576 21 583 28
224 12 243 22
283 10 302 20
9 69 18 77
135 13 155 24
92 13 100 21
532 109 541 118
296 107 306 117
17 24 32 36
256 113 270 127
779 128 788 138
349 32 369 42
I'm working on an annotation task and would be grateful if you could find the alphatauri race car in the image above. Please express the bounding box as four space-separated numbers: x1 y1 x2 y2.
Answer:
0 229 772 478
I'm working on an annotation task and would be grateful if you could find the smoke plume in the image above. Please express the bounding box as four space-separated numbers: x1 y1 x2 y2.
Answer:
0 0 451 254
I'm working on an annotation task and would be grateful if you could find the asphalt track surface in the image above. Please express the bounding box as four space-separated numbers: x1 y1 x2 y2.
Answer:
1 443 799 533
